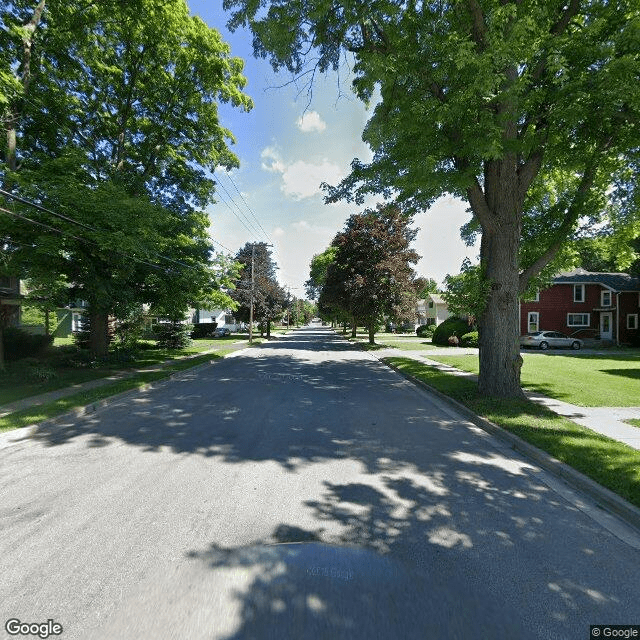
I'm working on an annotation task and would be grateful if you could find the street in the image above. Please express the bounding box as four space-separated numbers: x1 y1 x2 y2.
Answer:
1 326 639 639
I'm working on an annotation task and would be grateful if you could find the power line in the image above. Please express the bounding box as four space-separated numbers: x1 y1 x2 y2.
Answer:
220 171 273 244
1 189 232 272
214 179 262 240
0 205 168 272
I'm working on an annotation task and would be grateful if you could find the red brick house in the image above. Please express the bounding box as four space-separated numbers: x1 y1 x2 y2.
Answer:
520 269 640 345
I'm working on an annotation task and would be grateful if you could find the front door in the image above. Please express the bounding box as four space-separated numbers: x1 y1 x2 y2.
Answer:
600 312 613 340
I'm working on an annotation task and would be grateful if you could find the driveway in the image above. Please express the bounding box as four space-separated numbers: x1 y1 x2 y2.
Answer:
1 327 639 639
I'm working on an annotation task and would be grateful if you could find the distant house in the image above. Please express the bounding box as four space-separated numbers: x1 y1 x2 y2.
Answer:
191 308 244 332
55 300 89 337
416 293 451 327
520 269 640 345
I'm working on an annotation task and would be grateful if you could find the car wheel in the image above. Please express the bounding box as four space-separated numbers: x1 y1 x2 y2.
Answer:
539 341 549 350
571 341 581 350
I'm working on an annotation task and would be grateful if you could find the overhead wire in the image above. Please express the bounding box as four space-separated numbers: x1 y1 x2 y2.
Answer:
1 189 234 271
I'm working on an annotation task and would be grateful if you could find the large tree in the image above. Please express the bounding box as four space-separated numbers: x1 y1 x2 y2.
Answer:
321 205 419 344
1 0 252 355
231 242 286 338
225 0 640 397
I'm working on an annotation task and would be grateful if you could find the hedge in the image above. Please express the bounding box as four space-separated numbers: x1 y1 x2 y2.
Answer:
2 327 54 361
432 317 472 346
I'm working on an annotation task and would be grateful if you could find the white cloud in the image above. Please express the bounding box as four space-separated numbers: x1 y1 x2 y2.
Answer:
272 226 285 237
260 146 285 173
260 147 344 199
281 159 343 199
296 111 326 133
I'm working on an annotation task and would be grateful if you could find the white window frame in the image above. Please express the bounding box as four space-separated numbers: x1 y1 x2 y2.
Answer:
567 313 590 327
527 312 539 333
628 314 639 330
573 284 585 303
601 290 612 307
71 312 83 332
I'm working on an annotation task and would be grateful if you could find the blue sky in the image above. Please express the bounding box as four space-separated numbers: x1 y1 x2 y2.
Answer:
190 1 479 294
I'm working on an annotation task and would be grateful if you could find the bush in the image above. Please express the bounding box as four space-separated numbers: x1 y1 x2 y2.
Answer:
191 322 218 339
432 317 472 346
114 309 147 350
154 322 192 349
2 327 54 361
416 324 436 338
460 331 479 348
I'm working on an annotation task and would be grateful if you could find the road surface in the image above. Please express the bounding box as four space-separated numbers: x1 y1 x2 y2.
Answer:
1 326 639 639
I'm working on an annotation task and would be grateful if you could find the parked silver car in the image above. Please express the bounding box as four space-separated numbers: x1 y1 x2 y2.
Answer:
214 327 231 337
520 330 583 350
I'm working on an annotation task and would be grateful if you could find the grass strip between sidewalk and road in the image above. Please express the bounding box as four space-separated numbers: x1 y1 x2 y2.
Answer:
384 356 640 510
0 349 238 434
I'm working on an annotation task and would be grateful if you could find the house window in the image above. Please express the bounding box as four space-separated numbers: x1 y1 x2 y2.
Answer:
601 290 612 307
71 312 84 332
567 313 590 327
628 314 639 330
428 301 434 309
224 315 234 324
527 312 539 333
524 290 540 302
573 284 585 302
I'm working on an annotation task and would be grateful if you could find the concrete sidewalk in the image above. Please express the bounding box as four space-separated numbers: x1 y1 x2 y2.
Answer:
373 347 640 451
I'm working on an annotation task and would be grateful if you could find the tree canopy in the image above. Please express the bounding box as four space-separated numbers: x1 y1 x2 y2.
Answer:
318 204 419 344
225 0 640 397
1 0 251 357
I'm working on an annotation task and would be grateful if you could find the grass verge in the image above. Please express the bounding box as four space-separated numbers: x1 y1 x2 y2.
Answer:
0 350 237 434
384 356 640 509
626 419 640 429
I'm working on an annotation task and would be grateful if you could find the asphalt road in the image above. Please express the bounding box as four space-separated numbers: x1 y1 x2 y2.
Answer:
1 326 639 640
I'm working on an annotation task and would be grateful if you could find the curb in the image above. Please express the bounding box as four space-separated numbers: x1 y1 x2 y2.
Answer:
381 357 640 535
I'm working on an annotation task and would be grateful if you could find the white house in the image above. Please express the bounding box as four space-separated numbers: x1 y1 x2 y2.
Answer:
192 308 244 332
416 294 451 327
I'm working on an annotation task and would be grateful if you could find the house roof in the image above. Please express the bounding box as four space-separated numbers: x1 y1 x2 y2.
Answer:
553 268 640 292
428 293 447 305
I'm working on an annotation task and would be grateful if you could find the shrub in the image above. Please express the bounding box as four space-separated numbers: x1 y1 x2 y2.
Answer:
154 322 192 349
2 327 54 361
432 317 472 346
114 309 147 350
460 331 479 348
448 335 460 346
26 363 57 382
191 322 218 339
416 324 436 338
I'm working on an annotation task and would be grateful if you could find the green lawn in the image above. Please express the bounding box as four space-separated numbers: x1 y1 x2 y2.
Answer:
0 336 249 407
384 357 640 509
428 352 640 407
0 350 235 433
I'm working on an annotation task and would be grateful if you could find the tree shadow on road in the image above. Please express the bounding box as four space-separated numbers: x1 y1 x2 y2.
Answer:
14 328 640 639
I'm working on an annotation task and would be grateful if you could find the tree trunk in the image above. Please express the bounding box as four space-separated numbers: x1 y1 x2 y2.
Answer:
351 316 357 338
368 321 375 345
89 309 109 357
45 309 50 336
0 323 5 372
477 198 524 399
266 318 271 338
